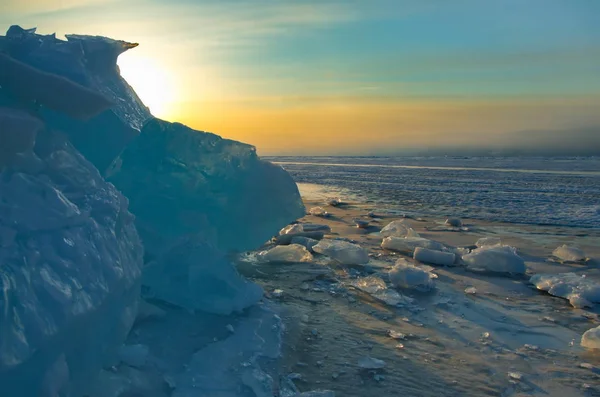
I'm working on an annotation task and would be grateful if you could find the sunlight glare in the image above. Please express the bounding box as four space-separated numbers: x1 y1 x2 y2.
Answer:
117 53 176 119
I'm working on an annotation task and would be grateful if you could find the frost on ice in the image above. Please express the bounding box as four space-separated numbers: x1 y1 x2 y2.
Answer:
530 273 600 309
313 239 370 265
389 258 436 291
462 244 526 274
552 245 587 262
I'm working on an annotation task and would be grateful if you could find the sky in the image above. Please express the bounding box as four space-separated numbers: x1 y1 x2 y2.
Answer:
1 0 600 155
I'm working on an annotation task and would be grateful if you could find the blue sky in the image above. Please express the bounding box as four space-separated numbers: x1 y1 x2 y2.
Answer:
1 0 599 154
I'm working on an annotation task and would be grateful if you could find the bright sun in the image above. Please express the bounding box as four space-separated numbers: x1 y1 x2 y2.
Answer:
117 54 176 119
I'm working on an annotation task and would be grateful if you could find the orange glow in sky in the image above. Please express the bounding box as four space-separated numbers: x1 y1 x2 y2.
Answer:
1 0 599 155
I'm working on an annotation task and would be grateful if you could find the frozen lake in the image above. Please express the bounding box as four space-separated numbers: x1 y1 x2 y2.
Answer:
266 156 600 229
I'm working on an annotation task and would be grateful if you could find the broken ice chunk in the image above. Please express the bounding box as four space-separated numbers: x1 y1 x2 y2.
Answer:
302 223 332 233
309 207 329 217
387 330 407 340
351 276 414 306
389 258 435 291
313 239 369 265
475 237 501 248
380 220 412 237
413 247 456 267
530 273 600 308
445 218 462 227
259 244 314 263
290 236 319 252
462 245 526 274
280 224 304 235
353 218 370 228
581 326 600 349
358 357 386 369
326 197 342 207
276 223 326 244
552 245 587 262
381 236 445 254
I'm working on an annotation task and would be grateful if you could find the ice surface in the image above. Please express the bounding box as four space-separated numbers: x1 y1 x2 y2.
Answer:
462 245 526 274
530 273 600 308
381 236 445 254
1 26 151 172
297 391 335 397
476 237 502 248
301 223 332 233
259 244 314 263
142 239 263 314
413 247 456 267
358 357 386 369
276 157 600 228
581 326 600 350
313 239 369 265
0 127 143 396
0 108 42 167
118 344 149 368
552 245 587 262
173 305 283 397
389 258 435 291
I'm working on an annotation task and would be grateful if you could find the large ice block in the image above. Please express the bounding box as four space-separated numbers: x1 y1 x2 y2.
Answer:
107 118 304 256
0 121 143 396
0 26 151 172
106 118 303 310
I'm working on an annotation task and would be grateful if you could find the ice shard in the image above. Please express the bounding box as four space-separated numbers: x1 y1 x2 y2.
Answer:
1 26 151 172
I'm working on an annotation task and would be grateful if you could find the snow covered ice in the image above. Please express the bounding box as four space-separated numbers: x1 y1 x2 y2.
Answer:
462 244 526 274
530 273 600 308
552 245 587 262
313 239 369 265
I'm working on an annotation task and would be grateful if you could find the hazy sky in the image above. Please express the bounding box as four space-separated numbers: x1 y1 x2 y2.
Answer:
1 0 599 155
